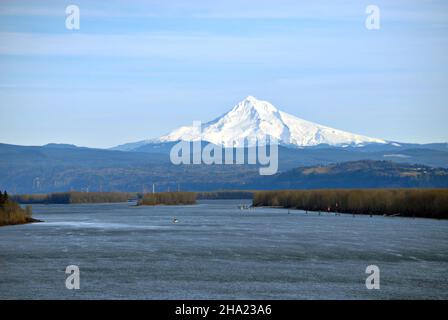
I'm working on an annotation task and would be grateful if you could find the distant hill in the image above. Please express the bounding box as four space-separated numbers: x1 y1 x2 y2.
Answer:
1 143 448 193
42 143 79 149
263 160 448 189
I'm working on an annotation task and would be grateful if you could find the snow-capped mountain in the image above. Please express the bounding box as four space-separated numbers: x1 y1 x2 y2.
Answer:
114 96 387 150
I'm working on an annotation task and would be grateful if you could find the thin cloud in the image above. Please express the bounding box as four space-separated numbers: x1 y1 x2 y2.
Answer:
0 0 447 24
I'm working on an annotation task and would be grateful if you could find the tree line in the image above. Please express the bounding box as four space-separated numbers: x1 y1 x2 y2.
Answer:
13 191 197 205
253 189 448 219
197 191 254 200
12 192 135 204
138 192 197 206
0 190 9 205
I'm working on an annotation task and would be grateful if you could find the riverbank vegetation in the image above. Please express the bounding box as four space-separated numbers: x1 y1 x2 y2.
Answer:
197 191 254 200
138 192 197 206
0 190 39 226
253 189 448 219
12 192 136 204
13 191 248 204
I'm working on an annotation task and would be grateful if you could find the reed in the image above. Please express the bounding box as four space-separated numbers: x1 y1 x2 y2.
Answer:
13 192 135 204
138 192 197 206
197 191 254 200
0 190 36 226
253 189 448 219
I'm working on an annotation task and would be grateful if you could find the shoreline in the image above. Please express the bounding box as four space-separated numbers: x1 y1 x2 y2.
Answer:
253 189 448 220
0 217 43 227
254 205 445 220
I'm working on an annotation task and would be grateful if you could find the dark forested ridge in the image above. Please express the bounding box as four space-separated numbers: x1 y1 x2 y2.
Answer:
1 143 448 193
262 160 448 189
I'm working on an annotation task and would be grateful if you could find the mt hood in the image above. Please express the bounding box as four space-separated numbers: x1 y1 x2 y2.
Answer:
115 96 386 150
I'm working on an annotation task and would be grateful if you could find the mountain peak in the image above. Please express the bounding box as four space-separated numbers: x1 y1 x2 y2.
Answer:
243 95 265 104
117 96 388 149
233 96 278 115
244 95 258 101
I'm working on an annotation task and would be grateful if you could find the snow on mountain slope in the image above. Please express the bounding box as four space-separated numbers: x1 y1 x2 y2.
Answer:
113 96 387 150
112 139 154 151
157 96 386 148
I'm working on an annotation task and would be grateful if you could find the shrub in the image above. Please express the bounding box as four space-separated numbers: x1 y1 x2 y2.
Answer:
0 190 36 226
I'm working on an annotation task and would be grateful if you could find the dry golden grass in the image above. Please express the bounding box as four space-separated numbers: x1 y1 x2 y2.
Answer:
302 167 330 175
0 201 35 226
13 192 134 204
138 192 197 206
253 189 448 219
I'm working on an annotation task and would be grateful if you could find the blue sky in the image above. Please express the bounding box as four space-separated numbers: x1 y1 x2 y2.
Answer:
0 0 447 148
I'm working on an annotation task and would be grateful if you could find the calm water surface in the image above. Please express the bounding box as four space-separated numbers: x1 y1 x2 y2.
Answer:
1 200 447 299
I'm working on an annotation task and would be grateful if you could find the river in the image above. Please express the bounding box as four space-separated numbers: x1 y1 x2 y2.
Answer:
1 200 447 299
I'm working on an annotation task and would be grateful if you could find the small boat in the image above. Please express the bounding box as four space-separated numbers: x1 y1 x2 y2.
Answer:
172 218 179 224
389 213 401 217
